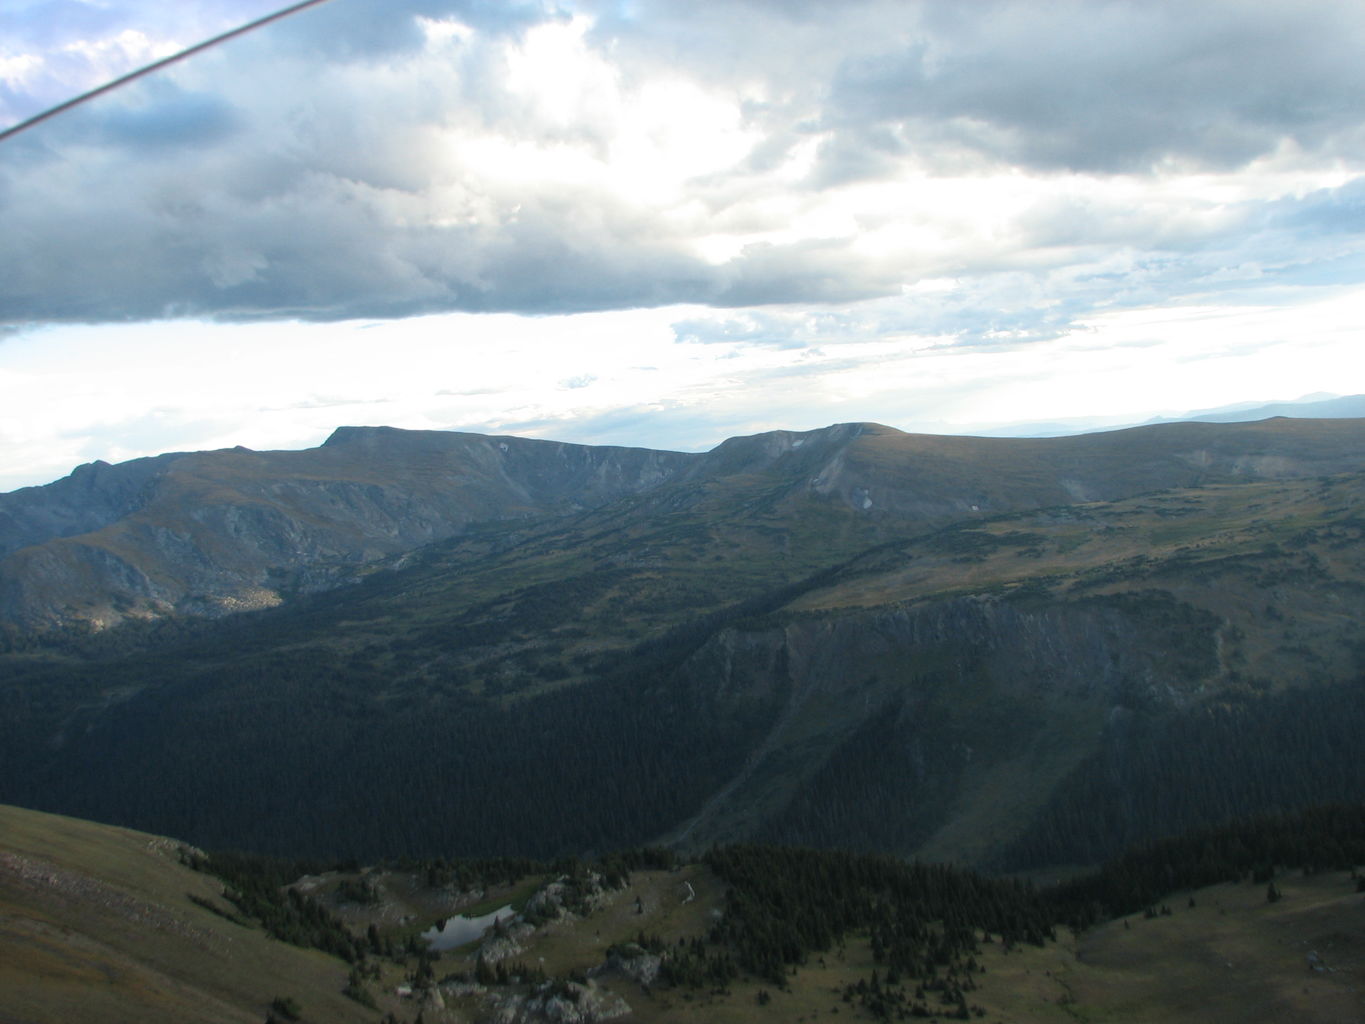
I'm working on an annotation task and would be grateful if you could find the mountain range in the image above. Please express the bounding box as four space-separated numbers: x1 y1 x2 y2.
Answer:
971 391 1365 437
1 416 1363 873
4 416 1363 632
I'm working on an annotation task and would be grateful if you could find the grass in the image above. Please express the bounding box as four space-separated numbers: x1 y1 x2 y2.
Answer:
579 868 1365 1024
989 871 1365 1024
421 865 722 1019
795 478 1348 607
0 803 382 1024
457 876 545 919
6 800 1364 1024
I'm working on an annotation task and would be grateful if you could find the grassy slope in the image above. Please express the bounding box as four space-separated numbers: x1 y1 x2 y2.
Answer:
5 801 1363 1024
986 872 1365 1024
0 804 378 1024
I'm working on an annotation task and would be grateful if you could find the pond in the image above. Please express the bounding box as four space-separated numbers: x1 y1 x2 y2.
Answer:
420 904 515 951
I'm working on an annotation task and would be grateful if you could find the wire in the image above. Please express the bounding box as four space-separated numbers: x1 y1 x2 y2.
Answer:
0 0 340 145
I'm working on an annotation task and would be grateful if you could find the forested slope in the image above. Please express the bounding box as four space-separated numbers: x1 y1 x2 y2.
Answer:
2 441 1362 868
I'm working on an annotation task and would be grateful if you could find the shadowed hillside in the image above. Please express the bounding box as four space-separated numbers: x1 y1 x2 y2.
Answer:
2 419 1363 868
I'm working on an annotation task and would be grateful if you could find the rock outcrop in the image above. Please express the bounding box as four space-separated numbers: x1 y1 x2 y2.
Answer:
480 980 630 1024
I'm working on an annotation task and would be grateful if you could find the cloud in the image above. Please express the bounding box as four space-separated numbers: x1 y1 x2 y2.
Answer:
93 79 239 149
1270 176 1365 238
1 0 1363 337
818 1 1365 176
265 396 393 411
55 405 244 462
0 1 286 125
672 270 1099 354
673 312 815 349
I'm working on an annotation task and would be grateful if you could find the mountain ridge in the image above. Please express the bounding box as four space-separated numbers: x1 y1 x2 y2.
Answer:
4 416 1365 632
2 417 1363 870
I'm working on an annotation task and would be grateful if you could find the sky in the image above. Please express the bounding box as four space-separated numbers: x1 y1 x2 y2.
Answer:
2 0 1364 492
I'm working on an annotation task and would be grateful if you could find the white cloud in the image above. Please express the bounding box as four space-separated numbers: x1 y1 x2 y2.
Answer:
1 1 1364 489
5 0 1361 327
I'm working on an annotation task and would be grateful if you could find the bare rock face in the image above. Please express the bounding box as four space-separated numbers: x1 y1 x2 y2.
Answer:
521 873 613 923
596 944 662 987
477 920 536 964
660 589 1229 854
482 980 630 1024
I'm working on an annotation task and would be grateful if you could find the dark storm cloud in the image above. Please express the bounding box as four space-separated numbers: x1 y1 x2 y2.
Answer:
2 0 1364 330
817 1 1365 176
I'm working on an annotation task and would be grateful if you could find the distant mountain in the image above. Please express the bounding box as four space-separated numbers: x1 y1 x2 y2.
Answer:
973 393 1365 437
1178 393 1365 423
0 426 691 630
4 417 1364 632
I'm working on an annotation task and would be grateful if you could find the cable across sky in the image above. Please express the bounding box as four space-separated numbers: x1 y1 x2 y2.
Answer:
0 0 339 144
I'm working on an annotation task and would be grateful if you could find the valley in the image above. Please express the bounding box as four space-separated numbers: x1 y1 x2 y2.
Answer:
2 416 1364 1021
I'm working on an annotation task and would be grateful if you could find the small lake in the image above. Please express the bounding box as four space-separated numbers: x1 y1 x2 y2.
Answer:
420 904 515 951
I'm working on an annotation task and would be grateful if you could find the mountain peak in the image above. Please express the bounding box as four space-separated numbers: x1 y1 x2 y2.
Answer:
322 424 440 447
702 422 892 471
